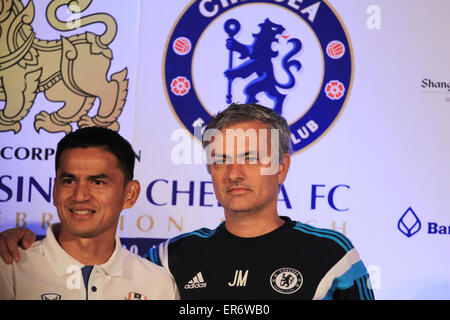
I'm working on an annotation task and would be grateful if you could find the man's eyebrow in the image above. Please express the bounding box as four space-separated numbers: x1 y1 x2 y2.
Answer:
57 172 75 179
56 173 109 180
215 151 258 157
237 151 258 158
214 153 232 159
88 174 109 180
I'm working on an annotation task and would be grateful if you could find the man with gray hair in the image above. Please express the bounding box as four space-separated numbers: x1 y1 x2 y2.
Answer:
0 103 374 300
149 103 374 299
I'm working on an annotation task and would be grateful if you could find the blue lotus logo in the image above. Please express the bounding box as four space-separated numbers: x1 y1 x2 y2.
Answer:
398 207 422 237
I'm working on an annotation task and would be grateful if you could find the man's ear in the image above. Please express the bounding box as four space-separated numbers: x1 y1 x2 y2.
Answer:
122 180 141 210
277 153 291 185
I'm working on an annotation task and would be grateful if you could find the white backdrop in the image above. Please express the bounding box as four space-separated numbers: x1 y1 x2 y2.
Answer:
1 0 449 299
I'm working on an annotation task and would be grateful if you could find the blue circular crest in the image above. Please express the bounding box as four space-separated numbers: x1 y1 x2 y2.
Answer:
164 0 353 154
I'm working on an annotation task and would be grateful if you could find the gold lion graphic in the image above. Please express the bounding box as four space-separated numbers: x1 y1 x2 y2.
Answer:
0 0 128 134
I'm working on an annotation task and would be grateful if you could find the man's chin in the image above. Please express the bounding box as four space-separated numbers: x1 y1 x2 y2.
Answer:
59 224 97 239
223 203 253 215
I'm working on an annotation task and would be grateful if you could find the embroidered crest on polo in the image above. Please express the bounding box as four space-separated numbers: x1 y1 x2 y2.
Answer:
164 0 353 154
270 267 303 294
41 293 62 300
126 292 148 300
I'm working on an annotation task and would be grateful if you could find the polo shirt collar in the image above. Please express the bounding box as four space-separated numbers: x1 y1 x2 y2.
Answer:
42 224 124 277
99 236 123 277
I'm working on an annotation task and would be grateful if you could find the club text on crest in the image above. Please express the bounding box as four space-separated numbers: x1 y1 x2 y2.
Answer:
290 120 319 145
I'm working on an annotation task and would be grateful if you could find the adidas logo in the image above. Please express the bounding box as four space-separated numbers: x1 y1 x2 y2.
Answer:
184 272 207 289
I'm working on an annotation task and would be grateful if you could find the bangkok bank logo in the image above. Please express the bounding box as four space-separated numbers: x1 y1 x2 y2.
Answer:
397 207 421 238
164 0 353 154
0 0 127 135
397 207 449 238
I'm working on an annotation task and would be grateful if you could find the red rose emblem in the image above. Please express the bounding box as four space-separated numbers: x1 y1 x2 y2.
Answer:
325 80 345 100
171 76 191 96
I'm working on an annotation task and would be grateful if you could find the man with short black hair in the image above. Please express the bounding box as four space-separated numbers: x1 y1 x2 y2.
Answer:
0 127 178 300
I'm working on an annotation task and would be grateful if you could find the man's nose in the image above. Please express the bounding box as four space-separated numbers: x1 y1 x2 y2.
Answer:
73 182 90 201
227 163 245 182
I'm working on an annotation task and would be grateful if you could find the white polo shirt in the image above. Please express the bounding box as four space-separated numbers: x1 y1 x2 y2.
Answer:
0 224 179 300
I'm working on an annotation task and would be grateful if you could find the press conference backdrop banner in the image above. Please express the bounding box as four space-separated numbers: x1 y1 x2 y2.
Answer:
0 0 449 299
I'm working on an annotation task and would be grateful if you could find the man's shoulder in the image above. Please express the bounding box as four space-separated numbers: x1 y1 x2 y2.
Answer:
0 239 45 272
120 246 175 280
121 246 167 271
289 220 355 254
167 225 221 247
18 240 45 263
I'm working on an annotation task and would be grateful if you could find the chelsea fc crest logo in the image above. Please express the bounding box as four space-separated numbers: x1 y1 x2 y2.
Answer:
164 0 353 154
270 267 303 294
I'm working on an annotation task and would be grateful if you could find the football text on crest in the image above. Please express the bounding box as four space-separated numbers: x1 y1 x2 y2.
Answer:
198 0 321 23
